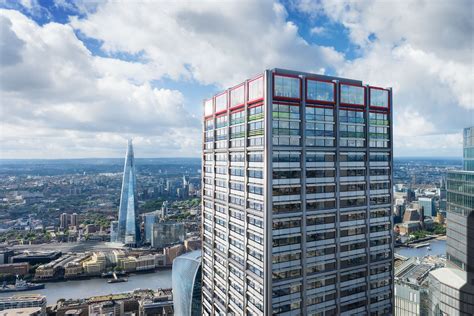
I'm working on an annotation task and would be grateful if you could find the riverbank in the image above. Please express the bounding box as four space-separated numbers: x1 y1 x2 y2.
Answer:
395 239 446 258
32 267 171 283
0 269 173 304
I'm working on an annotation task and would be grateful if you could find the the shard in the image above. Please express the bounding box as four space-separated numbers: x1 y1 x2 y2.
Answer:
113 139 140 246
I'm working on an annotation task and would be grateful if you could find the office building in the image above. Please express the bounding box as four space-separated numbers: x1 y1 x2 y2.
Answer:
143 212 158 244
394 257 432 315
113 139 140 246
201 69 393 315
418 197 436 217
446 126 474 272
172 251 202 316
426 126 474 315
110 221 118 243
60 213 68 230
463 126 474 171
70 213 78 227
151 221 185 249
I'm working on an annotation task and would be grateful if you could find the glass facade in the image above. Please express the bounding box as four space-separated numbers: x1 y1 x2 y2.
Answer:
202 69 393 316
307 80 334 103
274 75 300 99
464 127 474 171
172 251 202 316
341 84 365 105
370 88 389 108
114 140 140 246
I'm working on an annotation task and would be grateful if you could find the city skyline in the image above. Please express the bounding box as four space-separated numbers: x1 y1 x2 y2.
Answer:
1 0 473 159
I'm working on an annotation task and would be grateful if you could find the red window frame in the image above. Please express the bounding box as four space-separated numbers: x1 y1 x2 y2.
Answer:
306 78 336 105
272 100 300 107
305 104 334 109
369 86 390 111
215 91 228 115
230 83 245 110
230 107 245 114
248 75 264 104
248 101 264 109
273 73 302 102
340 83 366 107
339 106 366 112
204 98 213 118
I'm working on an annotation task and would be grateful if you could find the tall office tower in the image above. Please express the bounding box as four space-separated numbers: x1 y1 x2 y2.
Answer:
70 213 78 228
427 126 474 315
114 139 140 246
201 69 393 315
463 126 474 171
59 213 68 230
172 251 202 316
446 126 474 272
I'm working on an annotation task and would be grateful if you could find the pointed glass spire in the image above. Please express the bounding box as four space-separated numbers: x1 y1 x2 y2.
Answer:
113 139 140 246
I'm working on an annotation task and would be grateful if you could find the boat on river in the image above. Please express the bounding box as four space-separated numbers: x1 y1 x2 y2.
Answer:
0 276 45 293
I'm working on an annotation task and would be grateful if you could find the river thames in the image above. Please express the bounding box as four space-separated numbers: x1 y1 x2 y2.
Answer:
0 269 172 304
0 240 446 305
395 238 446 258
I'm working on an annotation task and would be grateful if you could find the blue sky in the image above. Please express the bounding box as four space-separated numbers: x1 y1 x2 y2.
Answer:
0 0 472 158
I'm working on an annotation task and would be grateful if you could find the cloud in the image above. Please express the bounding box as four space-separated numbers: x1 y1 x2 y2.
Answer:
70 0 345 88
0 9 200 158
310 26 327 35
295 0 474 156
1 0 472 158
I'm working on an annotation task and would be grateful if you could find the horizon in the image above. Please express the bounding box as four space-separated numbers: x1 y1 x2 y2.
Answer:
0 155 464 161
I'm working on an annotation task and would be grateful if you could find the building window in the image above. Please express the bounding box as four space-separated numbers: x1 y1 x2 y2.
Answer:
248 76 263 102
248 184 263 195
205 119 214 131
248 152 263 162
341 84 364 105
230 84 245 108
249 169 263 179
248 120 264 136
370 88 389 108
216 115 228 128
339 109 365 148
230 124 245 139
307 80 335 102
273 151 301 162
248 105 263 121
274 75 300 99
215 93 227 113
230 110 245 125
248 136 264 147
204 99 213 116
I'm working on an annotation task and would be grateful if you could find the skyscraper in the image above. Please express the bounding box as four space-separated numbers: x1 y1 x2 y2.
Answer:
201 69 393 315
172 250 202 316
113 139 140 246
427 126 474 315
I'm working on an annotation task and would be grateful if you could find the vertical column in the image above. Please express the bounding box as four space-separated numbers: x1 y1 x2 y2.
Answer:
264 69 273 316
333 80 341 314
300 75 307 316
388 87 395 312
365 84 372 314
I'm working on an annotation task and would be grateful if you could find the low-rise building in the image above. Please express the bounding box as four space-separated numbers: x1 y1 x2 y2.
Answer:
0 263 29 276
394 257 433 315
163 244 184 266
0 295 46 316
82 253 106 275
